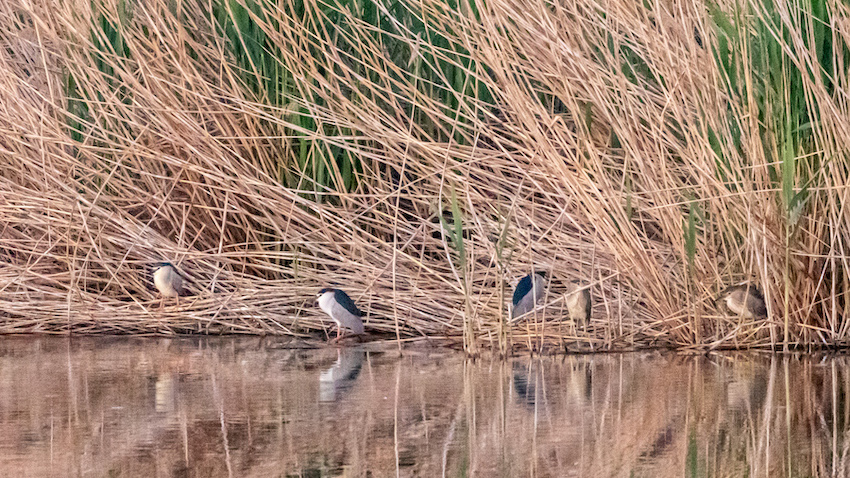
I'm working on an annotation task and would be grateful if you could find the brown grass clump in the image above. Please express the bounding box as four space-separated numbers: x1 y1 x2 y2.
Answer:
0 0 847 351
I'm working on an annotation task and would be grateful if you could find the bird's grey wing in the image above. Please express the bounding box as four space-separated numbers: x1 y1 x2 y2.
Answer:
169 267 194 295
534 282 545 302
512 294 535 320
172 271 185 294
332 302 365 333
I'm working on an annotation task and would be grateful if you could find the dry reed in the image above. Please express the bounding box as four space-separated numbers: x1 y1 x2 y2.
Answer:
0 0 847 351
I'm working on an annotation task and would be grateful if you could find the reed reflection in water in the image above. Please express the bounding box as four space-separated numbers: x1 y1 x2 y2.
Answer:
0 337 847 477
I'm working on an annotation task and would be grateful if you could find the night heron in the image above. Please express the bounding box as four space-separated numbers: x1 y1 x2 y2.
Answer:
316 288 366 340
566 280 591 325
152 262 185 307
511 272 546 320
717 283 767 319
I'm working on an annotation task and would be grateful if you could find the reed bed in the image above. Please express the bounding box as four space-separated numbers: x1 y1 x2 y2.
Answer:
0 0 848 351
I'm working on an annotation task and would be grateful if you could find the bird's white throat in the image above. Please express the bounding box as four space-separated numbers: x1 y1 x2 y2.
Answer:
317 291 336 315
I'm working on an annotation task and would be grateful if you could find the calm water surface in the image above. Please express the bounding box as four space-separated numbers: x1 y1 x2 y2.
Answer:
0 337 846 477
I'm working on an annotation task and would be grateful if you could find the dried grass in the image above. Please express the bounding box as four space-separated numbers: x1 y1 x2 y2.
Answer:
0 0 847 351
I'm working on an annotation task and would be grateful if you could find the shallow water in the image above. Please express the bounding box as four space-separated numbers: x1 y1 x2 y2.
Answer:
0 337 847 477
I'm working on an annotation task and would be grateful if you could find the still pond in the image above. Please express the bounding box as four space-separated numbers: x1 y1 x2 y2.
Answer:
0 337 846 477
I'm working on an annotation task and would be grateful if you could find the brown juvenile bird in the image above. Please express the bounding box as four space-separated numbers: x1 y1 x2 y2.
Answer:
717 283 767 319
566 280 591 325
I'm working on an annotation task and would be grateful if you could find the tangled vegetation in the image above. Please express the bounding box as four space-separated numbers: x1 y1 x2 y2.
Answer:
0 0 848 353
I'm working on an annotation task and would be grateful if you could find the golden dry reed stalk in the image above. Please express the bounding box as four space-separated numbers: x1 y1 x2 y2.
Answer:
0 0 847 351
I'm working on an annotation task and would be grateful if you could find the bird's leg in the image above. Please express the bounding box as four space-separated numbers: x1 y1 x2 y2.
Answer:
333 325 349 343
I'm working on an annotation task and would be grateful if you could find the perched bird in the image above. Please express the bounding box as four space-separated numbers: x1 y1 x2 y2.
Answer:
566 280 591 325
512 272 546 320
152 262 185 307
316 288 365 340
717 283 767 319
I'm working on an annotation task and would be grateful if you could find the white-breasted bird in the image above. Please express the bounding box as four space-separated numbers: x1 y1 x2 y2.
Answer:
316 288 366 340
717 283 767 319
152 262 186 307
566 280 591 325
511 271 546 320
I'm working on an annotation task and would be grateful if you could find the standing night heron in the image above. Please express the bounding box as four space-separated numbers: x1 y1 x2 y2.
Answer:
152 262 185 307
566 280 591 325
316 288 366 340
717 283 767 319
511 272 546 320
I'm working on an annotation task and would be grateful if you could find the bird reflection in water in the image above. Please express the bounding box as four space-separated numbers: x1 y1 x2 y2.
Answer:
513 358 594 410
154 372 177 413
512 361 542 407
567 359 594 404
319 348 366 402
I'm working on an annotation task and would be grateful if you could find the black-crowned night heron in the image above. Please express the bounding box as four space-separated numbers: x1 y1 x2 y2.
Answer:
152 262 185 307
566 280 591 325
511 271 546 320
316 288 366 340
717 283 767 319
